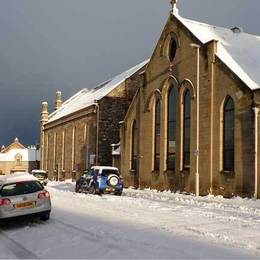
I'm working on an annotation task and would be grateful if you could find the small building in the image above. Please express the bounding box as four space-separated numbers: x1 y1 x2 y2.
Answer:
120 3 260 198
0 138 40 175
40 60 148 180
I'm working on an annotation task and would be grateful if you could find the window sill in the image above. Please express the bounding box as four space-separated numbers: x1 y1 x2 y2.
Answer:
220 170 235 178
152 170 160 178
180 169 190 177
164 170 175 178
129 169 137 176
164 169 175 174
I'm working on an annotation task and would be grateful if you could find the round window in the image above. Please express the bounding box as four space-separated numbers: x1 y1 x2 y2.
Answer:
169 39 177 61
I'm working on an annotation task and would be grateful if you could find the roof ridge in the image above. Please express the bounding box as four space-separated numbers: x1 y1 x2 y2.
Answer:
179 15 260 39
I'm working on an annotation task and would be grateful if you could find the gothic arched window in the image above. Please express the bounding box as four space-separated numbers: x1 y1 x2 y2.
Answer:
132 120 138 170
223 96 235 171
154 99 161 170
169 38 177 61
167 86 177 170
183 89 191 169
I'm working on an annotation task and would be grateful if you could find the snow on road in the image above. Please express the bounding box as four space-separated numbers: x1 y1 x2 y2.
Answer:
0 181 259 259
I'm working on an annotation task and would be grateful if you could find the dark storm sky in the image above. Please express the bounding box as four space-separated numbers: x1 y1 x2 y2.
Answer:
0 0 260 146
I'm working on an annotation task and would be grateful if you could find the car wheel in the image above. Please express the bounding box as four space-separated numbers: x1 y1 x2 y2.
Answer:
114 191 122 196
40 212 50 221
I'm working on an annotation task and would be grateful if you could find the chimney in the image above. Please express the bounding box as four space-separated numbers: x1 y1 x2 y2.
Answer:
55 91 62 110
41 102 49 124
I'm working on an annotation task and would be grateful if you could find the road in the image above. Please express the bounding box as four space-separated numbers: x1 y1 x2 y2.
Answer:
0 182 259 259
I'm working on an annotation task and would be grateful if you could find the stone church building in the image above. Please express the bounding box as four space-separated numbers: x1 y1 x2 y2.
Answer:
40 60 148 180
120 3 260 198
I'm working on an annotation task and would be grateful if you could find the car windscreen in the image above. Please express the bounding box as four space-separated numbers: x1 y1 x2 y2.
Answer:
33 172 47 179
0 181 44 197
101 170 119 177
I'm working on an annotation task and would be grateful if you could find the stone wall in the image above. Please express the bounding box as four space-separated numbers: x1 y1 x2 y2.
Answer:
0 161 28 174
97 73 144 166
42 107 97 180
41 66 143 179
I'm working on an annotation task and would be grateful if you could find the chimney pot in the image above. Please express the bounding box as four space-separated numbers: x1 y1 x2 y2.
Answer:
41 101 49 123
55 91 62 110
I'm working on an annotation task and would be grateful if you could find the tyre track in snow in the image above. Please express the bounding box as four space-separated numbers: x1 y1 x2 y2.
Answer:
53 217 104 241
51 217 174 256
0 230 38 259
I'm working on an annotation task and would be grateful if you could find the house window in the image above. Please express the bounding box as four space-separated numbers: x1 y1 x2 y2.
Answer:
132 120 138 171
16 158 21 166
223 96 235 171
169 38 177 61
15 154 22 166
154 99 161 170
167 86 177 170
183 89 191 169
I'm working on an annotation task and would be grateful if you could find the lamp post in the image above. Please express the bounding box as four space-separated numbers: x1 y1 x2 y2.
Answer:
94 100 99 166
190 43 201 197
253 107 259 199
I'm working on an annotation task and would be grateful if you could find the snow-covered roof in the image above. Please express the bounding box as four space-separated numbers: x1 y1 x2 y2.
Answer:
91 166 119 171
48 60 149 123
0 148 40 162
175 14 260 90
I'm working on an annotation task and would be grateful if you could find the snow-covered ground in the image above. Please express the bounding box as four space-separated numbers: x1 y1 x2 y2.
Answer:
0 181 260 259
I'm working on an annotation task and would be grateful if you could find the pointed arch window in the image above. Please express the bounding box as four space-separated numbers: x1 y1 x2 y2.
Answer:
167 86 177 170
154 99 161 170
132 120 139 170
223 97 235 171
169 38 177 61
183 89 191 169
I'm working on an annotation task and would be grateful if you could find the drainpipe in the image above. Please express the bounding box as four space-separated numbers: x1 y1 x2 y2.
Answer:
94 100 99 166
190 43 201 197
253 107 259 199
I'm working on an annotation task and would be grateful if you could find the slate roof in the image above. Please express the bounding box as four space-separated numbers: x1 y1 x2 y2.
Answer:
48 60 149 123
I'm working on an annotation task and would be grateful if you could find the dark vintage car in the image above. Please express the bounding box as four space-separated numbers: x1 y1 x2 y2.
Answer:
75 166 123 196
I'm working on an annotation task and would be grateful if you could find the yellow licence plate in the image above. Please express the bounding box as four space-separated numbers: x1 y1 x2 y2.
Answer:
15 202 35 209
105 188 115 192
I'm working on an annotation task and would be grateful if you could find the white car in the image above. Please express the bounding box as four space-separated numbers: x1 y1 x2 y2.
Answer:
0 172 51 221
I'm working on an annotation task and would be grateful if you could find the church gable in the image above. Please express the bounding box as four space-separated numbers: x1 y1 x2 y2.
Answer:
145 8 260 93
1 138 25 153
144 14 204 90
120 2 260 198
